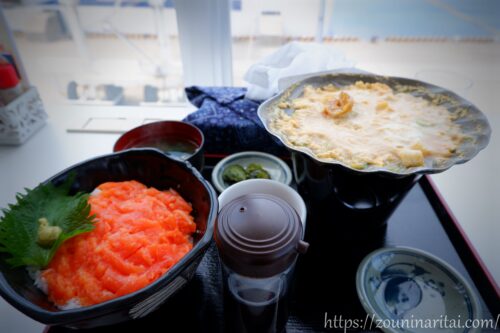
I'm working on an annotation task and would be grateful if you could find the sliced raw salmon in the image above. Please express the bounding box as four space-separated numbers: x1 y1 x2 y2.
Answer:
42 181 196 307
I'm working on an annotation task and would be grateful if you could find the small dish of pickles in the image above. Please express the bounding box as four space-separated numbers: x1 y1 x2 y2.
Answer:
211 151 292 193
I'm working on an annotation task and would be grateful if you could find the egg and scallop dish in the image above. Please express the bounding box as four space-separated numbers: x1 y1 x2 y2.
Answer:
270 81 465 171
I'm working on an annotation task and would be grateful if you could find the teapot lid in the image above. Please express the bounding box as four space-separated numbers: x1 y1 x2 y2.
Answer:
215 193 308 278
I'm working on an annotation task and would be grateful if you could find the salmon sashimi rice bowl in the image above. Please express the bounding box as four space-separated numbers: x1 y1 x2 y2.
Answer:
36 180 196 309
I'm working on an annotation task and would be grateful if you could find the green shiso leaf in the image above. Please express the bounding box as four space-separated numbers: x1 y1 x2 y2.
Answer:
0 175 96 269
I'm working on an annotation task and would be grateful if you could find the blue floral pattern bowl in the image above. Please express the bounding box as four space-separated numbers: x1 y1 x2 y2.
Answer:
356 247 482 333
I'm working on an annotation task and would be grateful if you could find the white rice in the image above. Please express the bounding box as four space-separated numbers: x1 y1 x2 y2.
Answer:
27 266 48 295
58 298 82 310
28 267 83 310
90 188 101 197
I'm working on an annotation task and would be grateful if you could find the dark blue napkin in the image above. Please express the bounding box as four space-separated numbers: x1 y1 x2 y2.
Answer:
183 86 288 156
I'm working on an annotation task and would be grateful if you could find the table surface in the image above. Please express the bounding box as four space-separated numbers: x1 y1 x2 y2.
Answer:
1 45 500 331
44 172 495 332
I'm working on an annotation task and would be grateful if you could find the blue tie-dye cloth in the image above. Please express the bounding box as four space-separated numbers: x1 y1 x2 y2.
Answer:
183 86 288 156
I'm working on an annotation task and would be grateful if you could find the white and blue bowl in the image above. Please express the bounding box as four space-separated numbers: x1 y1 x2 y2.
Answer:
211 151 292 193
356 247 482 333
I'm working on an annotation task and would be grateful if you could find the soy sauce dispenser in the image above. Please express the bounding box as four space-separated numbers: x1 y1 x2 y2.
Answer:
215 193 309 333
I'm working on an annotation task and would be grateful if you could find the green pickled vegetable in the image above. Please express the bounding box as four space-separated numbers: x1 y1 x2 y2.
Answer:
248 169 271 179
222 162 272 185
245 163 270 179
222 164 248 184
245 163 264 173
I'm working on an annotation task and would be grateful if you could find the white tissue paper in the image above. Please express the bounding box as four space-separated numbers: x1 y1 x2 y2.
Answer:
244 42 355 100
